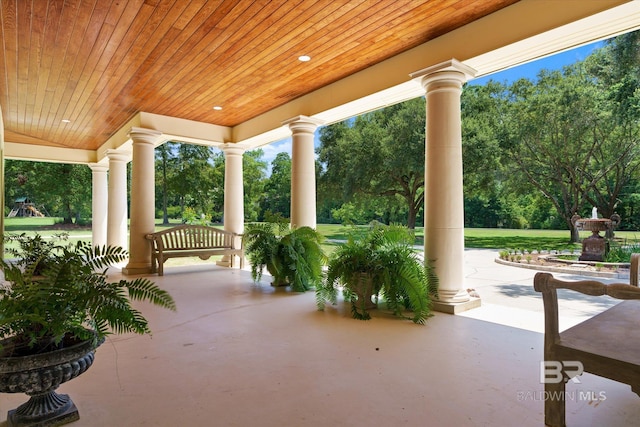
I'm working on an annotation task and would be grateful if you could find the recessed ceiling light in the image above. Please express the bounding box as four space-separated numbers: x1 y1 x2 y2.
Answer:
298 55 311 62
213 106 222 110
61 119 71 123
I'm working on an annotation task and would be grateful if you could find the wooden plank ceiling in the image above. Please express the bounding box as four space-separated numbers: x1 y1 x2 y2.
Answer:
0 0 518 151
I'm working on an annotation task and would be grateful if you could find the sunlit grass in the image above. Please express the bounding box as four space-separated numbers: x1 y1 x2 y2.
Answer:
4 218 639 261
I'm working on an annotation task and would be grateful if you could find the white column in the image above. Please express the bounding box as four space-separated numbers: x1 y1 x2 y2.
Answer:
283 116 323 229
123 127 161 275
412 59 480 312
217 144 245 267
88 163 109 248
106 150 130 252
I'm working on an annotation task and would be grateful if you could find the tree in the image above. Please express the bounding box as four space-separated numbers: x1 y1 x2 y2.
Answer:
5 160 91 223
461 82 515 228
155 143 176 224
462 82 507 197
317 98 426 228
208 151 225 222
261 152 291 219
499 60 640 242
243 149 268 222
582 32 640 220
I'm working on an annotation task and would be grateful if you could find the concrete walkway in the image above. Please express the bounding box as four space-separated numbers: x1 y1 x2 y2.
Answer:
460 248 622 333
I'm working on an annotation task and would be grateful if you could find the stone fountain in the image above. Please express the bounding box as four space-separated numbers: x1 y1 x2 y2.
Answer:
572 208 620 262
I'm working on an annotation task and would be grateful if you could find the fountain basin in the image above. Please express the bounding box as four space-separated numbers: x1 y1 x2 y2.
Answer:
574 218 612 233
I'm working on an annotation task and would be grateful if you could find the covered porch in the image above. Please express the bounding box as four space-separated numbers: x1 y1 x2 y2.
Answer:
2 250 637 426
2 1 640 313
3 2 640 424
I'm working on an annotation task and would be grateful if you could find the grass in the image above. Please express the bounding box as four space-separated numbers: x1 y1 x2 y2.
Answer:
4 217 640 259
463 228 578 251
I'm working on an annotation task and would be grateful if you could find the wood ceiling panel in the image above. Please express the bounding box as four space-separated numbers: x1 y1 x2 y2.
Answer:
69 1 142 142
0 0 520 151
2 0 18 128
172 0 344 118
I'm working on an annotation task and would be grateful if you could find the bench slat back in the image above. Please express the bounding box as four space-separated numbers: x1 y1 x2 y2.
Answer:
149 225 234 250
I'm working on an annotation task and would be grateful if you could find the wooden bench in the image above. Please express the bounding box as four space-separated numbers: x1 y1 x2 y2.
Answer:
146 225 244 276
534 272 640 427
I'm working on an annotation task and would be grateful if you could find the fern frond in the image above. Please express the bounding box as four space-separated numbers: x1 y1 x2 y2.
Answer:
125 278 177 311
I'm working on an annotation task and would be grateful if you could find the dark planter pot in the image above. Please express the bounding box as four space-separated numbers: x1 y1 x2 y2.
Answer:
0 334 103 427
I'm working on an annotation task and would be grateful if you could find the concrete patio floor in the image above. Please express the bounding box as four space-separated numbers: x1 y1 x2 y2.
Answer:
1 249 638 427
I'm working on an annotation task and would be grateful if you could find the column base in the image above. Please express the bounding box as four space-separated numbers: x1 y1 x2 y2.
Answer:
431 297 481 314
435 288 472 303
431 289 481 314
122 262 153 275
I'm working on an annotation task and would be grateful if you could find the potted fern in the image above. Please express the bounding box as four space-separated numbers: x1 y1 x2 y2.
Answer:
316 224 435 324
0 233 176 426
243 220 326 292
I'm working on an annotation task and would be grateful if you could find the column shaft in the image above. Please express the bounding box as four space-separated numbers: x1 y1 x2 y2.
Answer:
88 163 109 248
413 60 480 312
283 116 323 229
106 150 130 251
218 144 244 267
123 128 161 275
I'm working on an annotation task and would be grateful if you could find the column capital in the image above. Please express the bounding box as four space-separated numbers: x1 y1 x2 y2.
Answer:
129 127 162 145
282 115 324 134
105 149 131 163
221 143 246 157
88 163 109 173
411 59 477 88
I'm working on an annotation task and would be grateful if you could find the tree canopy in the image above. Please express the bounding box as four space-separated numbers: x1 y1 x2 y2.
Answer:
317 98 426 228
476 33 640 241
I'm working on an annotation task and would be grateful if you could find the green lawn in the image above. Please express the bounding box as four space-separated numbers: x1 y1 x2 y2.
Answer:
464 228 578 251
4 217 639 256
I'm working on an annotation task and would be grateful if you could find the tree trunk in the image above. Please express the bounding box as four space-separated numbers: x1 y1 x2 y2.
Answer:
569 221 580 243
407 205 417 230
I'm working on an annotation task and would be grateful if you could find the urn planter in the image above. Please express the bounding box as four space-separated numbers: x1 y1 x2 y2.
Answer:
0 233 176 427
0 335 103 427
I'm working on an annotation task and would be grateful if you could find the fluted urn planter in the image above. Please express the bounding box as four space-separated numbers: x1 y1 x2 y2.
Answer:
0 334 103 427
0 234 175 426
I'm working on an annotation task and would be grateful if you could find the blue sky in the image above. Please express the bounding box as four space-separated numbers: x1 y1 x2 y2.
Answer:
469 40 604 86
254 40 606 169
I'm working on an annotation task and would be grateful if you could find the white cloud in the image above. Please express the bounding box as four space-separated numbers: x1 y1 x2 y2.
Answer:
247 127 324 176
257 137 292 165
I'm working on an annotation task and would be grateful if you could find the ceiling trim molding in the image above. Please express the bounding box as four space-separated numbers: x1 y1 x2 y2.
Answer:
5 142 96 164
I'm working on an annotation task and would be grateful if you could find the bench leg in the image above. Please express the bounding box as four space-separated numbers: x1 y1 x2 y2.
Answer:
158 258 164 276
545 380 566 427
150 253 158 274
